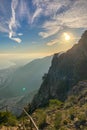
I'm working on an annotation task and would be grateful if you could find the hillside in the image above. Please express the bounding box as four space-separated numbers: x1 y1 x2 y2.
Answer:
0 55 52 98
22 80 87 130
0 81 87 130
0 67 17 90
30 30 87 111
0 56 52 114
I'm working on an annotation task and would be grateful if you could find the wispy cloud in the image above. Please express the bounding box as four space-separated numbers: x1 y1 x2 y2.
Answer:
39 20 62 38
56 0 87 29
46 39 59 46
18 33 23 36
0 0 30 43
0 2 10 34
33 0 70 16
0 0 87 43
0 22 9 33
9 0 21 43
39 27 61 38
38 0 87 38
31 8 42 24
18 0 31 21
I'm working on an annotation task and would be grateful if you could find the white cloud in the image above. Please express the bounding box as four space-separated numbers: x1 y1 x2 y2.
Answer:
18 33 23 36
0 24 9 33
11 37 21 43
9 0 18 30
18 0 31 21
56 0 87 29
39 20 61 38
9 0 21 43
0 15 9 33
0 0 87 42
9 31 21 43
33 0 70 16
46 39 59 46
31 8 42 23
38 0 87 38
39 27 60 38
0 0 23 43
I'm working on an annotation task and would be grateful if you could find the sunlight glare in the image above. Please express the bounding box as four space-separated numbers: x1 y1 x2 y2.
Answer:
64 33 71 41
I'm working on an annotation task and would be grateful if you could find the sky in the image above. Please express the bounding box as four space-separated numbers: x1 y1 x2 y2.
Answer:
0 0 87 68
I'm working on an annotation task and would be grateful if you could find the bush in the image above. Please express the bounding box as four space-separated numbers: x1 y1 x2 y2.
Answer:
35 109 47 129
49 99 63 108
74 114 86 129
0 111 18 126
7 116 18 126
78 113 86 125
68 107 76 119
54 112 62 129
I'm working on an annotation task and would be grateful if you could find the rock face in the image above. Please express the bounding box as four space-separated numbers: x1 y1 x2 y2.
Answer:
30 30 87 111
68 80 87 105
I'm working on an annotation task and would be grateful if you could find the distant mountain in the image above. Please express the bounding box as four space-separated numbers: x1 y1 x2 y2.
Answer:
0 67 17 91
17 90 38 107
31 30 87 111
0 55 52 99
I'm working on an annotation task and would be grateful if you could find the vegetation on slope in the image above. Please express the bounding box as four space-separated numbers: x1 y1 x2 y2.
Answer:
30 81 87 130
0 81 87 130
0 111 18 126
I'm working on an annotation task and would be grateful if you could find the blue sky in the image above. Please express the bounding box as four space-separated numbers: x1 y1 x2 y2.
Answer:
0 0 87 56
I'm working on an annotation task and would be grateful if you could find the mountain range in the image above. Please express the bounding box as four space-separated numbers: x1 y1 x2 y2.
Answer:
0 55 52 109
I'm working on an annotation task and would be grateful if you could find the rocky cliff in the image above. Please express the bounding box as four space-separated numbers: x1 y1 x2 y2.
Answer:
30 30 87 111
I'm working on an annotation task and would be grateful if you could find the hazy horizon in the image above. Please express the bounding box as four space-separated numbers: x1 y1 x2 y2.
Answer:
0 52 53 69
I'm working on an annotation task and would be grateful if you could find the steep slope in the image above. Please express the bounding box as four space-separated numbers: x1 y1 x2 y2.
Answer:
31 30 87 111
0 56 52 98
30 80 87 130
67 80 87 106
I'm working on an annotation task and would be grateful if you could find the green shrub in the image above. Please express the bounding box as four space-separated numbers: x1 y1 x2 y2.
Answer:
74 114 86 129
78 113 86 125
54 112 62 130
7 116 18 126
35 109 47 129
78 113 86 121
68 107 76 119
0 111 18 126
49 99 63 108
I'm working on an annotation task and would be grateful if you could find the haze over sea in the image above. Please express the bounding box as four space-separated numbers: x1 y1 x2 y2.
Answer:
0 53 51 69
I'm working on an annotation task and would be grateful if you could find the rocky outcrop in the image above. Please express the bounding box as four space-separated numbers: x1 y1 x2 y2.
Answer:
67 80 87 106
30 30 87 112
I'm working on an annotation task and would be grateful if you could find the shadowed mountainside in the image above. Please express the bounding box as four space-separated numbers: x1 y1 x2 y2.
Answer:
30 30 87 111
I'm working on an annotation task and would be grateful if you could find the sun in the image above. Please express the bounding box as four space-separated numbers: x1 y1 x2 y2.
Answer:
64 33 71 41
